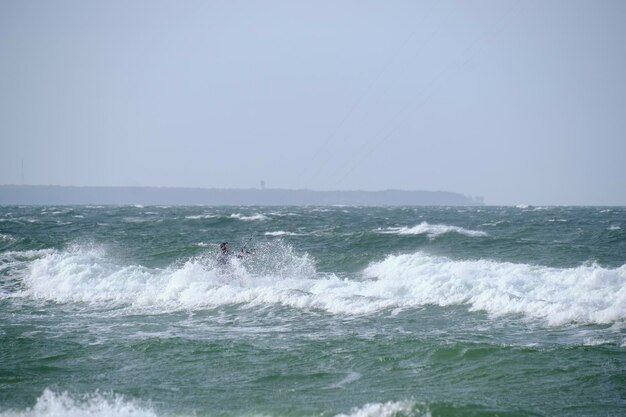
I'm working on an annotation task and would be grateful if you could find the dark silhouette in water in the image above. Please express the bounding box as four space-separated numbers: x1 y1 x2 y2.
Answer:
217 242 234 268
217 242 254 270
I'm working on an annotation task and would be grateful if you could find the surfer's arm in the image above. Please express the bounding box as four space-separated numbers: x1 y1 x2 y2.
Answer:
236 249 255 258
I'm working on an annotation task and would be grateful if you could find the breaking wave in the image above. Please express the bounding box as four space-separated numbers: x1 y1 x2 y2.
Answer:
229 213 268 221
264 231 304 236
364 253 626 325
0 389 156 417
0 390 427 417
335 401 424 417
378 222 487 238
4 246 625 325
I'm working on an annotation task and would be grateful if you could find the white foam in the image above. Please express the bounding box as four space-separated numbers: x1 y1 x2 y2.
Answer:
582 338 613 346
608 224 621 231
1 248 56 263
379 222 487 238
0 391 427 417
268 211 299 217
0 389 157 417
185 214 218 219
335 401 425 417
10 246 626 325
0 233 17 242
230 213 268 221
13 244 323 312
21 246 157 305
481 220 505 227
363 253 626 325
264 231 303 236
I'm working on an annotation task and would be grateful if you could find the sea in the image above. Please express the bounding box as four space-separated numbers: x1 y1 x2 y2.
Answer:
0 205 624 417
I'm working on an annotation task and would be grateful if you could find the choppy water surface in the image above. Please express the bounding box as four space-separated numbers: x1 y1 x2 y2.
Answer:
1 206 624 417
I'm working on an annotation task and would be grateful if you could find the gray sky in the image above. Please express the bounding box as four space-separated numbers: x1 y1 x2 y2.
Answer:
1 0 625 205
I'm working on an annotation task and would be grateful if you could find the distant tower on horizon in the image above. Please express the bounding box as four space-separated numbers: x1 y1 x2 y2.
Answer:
260 180 265 190
21 159 24 185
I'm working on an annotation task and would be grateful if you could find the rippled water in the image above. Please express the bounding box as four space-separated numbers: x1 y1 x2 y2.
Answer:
1 206 624 416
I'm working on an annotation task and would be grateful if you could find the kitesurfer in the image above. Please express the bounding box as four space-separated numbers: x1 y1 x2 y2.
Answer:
217 242 233 267
217 242 254 268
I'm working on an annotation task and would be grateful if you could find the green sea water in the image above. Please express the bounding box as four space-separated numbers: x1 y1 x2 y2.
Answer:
0 206 624 416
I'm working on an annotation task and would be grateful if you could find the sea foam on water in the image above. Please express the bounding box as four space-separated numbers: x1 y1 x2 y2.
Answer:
0 389 157 417
0 390 426 417
11 245 626 325
379 222 488 238
364 253 626 325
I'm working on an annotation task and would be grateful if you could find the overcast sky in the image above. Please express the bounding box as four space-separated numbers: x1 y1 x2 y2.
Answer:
1 0 625 205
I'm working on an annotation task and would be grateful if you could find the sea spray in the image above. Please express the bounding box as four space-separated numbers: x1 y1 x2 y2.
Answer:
2 205 625 417
0 389 157 417
378 222 488 238
363 252 626 325
11 243 626 324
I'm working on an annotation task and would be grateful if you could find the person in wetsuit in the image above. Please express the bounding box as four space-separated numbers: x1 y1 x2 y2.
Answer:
217 241 255 271
217 242 233 267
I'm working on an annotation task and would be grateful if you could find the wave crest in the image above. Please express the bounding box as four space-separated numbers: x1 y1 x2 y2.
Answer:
378 222 487 238
0 389 156 417
7 245 626 325
0 391 429 417
364 253 626 325
336 401 424 417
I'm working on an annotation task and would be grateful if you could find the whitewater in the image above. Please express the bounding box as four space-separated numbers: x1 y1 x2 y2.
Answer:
1 205 624 417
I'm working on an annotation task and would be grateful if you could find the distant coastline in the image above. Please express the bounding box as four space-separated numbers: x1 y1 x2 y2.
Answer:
0 185 484 206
